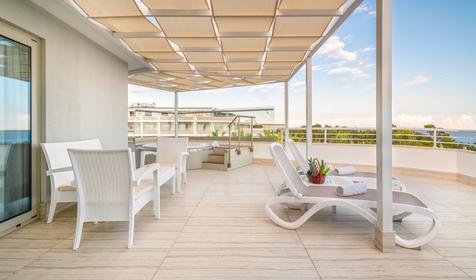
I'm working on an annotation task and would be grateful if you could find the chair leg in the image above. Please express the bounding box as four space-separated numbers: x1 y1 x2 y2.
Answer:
182 169 187 184
73 219 84 250
128 215 135 249
47 194 57 224
176 169 182 193
171 175 176 195
155 187 161 220
154 171 160 219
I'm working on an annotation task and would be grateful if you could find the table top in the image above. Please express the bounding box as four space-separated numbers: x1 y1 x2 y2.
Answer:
140 142 213 152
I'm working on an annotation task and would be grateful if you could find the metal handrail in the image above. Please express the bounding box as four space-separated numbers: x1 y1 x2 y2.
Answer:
284 127 476 150
128 118 476 152
227 115 256 168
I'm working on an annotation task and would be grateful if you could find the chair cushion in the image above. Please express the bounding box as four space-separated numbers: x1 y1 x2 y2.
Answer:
57 181 76 192
134 180 154 197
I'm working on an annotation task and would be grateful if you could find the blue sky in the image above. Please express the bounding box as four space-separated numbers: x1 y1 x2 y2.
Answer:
0 77 30 131
129 0 476 129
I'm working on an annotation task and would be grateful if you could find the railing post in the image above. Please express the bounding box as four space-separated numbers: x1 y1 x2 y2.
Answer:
324 127 327 143
305 57 313 158
284 81 289 148
433 129 437 148
250 118 254 152
140 117 144 138
157 114 161 138
174 91 179 138
228 124 232 168
237 117 241 154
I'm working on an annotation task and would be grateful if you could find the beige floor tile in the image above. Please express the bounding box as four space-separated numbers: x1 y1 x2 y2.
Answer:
0 164 475 279
314 259 470 279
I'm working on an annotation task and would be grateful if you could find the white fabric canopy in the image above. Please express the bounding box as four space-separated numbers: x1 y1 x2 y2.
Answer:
73 0 359 92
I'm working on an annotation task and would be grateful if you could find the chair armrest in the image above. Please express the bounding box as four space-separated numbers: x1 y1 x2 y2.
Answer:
46 166 73 176
133 163 160 186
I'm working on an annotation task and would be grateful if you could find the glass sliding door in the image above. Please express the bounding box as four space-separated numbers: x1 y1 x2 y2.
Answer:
0 35 32 223
0 21 38 234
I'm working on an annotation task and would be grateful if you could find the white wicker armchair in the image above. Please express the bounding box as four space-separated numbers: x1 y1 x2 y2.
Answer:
41 139 102 223
68 148 161 250
157 137 188 193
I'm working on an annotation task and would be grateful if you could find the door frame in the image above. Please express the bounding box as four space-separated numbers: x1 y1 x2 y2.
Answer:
0 20 40 236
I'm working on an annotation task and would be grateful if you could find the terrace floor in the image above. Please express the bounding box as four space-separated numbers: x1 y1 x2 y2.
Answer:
1 164 476 279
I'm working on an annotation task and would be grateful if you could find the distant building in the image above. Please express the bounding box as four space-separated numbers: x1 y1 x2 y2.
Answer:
128 104 276 137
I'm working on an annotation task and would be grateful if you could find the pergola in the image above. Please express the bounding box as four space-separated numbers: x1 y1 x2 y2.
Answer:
71 0 395 251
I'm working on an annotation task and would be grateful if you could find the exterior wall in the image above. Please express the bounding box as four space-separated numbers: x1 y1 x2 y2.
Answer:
253 142 474 181
0 0 128 148
0 0 129 202
392 146 458 174
457 151 476 178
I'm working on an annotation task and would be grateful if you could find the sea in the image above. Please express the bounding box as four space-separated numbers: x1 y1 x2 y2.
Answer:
448 131 476 144
415 130 476 144
0 130 31 144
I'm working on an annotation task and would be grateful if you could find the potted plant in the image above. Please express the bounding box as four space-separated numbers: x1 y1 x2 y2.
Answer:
307 158 331 184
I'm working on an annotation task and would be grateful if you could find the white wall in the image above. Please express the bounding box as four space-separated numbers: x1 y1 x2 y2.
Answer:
254 142 475 178
1 0 129 201
457 151 476 178
0 0 128 148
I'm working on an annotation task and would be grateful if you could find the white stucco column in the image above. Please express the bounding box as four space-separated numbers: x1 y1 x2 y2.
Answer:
305 57 312 159
375 0 395 252
284 81 289 146
174 91 179 138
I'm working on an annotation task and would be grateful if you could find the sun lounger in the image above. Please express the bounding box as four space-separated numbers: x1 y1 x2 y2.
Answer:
266 143 440 249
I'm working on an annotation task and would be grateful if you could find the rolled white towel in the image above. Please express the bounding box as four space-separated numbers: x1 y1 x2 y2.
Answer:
328 176 353 186
336 182 367 197
334 166 356 175
211 141 220 148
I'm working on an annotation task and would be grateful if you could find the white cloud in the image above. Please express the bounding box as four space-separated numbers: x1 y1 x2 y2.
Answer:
404 75 432 86
312 65 325 71
246 83 283 94
316 116 376 128
355 4 376 17
440 115 476 129
394 114 476 129
394 114 434 128
326 67 369 79
290 80 305 87
318 36 357 62
361 47 376 53
0 114 30 130
327 67 363 76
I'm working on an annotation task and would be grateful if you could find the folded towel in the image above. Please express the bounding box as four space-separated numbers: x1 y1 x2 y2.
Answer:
334 166 356 175
336 182 367 197
328 176 353 186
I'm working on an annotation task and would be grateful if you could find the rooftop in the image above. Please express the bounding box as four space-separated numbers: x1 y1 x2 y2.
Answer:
2 1 476 279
